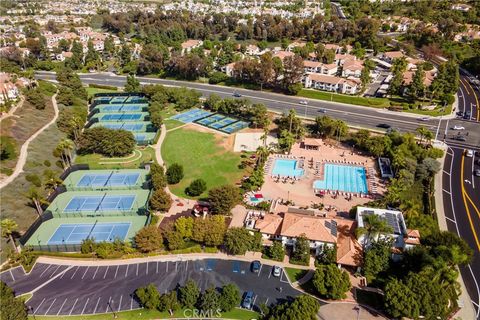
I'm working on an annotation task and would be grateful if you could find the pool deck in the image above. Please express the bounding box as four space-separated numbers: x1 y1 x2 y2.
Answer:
259 140 386 213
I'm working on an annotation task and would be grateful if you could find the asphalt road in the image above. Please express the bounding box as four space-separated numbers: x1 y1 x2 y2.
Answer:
34 71 480 149
0 260 301 316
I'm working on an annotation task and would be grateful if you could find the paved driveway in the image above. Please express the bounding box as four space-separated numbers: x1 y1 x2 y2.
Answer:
1 259 301 316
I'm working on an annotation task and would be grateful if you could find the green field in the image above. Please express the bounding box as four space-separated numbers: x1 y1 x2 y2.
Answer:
31 307 259 320
86 87 118 98
161 128 245 198
75 147 156 170
284 267 308 283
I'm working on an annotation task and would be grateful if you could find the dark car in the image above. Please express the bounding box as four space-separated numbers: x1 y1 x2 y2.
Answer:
464 111 471 119
251 260 261 273
475 169 480 177
456 111 464 117
242 291 254 309
233 92 242 97
453 135 467 142
377 123 391 129
318 108 327 113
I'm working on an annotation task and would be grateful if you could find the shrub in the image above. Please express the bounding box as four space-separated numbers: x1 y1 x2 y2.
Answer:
134 225 163 253
0 136 16 161
25 87 46 109
43 160 51 167
77 127 136 157
25 173 42 187
208 71 229 84
185 179 207 196
166 163 184 184
149 188 173 212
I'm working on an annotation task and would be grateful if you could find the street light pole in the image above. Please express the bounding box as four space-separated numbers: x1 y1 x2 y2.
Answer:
108 298 118 319
29 306 36 320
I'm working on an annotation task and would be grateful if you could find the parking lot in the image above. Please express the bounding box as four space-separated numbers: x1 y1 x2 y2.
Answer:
1 259 302 316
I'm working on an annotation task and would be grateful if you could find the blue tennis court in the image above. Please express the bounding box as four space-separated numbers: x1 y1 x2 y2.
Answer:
209 117 237 129
101 123 145 131
196 114 225 126
77 173 140 188
111 97 127 103
101 113 143 121
100 105 143 112
48 222 131 244
126 96 147 103
64 195 136 213
170 109 213 123
221 121 250 133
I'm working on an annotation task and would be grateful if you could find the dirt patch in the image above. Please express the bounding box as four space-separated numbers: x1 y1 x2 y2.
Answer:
182 123 236 152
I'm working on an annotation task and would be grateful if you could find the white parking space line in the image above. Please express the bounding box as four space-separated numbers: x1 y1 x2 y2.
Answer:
57 298 68 315
268 268 272 279
81 267 90 279
35 298 46 313
125 264 129 277
136 263 139 276
166 261 168 272
69 298 78 316
175 261 178 272
117 295 123 312
44 298 56 315
186 260 188 271
114 265 119 278
279 270 289 283
81 298 89 315
130 296 134 310
9 269 15 281
104 266 109 279
92 266 99 279
40 265 51 277
70 266 79 279
105 296 112 313
146 263 148 275
252 295 258 308
50 265 61 278
257 264 263 277
265 298 269 305
93 297 101 314
156 261 159 274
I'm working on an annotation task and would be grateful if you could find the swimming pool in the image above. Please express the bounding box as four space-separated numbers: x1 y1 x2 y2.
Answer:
313 164 368 193
272 159 304 177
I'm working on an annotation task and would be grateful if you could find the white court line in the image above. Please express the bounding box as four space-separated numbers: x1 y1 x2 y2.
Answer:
156 262 159 273
57 298 68 315
81 266 90 279
445 216 456 224
34 298 46 314
125 264 129 277
136 263 139 276
70 266 79 279
44 298 56 315
40 265 52 277
50 265 61 278
81 298 90 315
93 297 101 314
104 266 109 279
117 295 123 312
92 266 99 279
114 265 119 278
69 298 79 315
9 269 15 281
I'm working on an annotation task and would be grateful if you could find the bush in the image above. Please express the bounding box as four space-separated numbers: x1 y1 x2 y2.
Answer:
166 163 184 184
0 136 16 161
208 185 241 215
43 160 51 167
208 71 229 84
25 87 46 109
77 127 136 157
312 264 351 299
88 83 118 91
185 179 207 196
149 188 173 212
134 225 163 253
25 173 42 187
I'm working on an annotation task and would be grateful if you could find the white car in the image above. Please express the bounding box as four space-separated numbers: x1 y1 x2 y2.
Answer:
466 149 474 158
299 100 308 105
273 266 281 277
419 117 430 122
453 125 465 130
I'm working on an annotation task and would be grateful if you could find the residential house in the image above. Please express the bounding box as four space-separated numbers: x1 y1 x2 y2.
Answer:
303 61 338 75
273 50 295 61
245 44 261 56
0 72 29 104
304 74 359 94
380 51 404 63
56 51 73 61
222 62 236 77
342 59 364 78
181 39 203 55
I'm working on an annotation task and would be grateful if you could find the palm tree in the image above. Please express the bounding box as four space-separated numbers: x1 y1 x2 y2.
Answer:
1 219 19 253
416 126 431 144
69 116 84 142
62 139 75 166
356 214 393 248
43 171 63 194
25 187 46 216
54 139 74 168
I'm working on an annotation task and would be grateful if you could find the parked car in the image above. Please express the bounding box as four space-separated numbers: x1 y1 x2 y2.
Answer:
456 111 464 117
464 111 471 119
419 117 430 122
242 291 254 309
452 125 465 130
475 169 480 177
273 266 282 277
251 260 261 273
466 149 474 157
377 123 391 129
299 100 308 105
453 135 467 142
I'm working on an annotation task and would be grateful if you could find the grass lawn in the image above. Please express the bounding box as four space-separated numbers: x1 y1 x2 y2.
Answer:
284 267 308 283
31 307 259 320
161 128 246 198
164 119 184 131
75 146 156 169
86 87 118 98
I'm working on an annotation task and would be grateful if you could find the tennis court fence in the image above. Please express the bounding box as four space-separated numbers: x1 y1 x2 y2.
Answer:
26 243 83 253
19 212 53 246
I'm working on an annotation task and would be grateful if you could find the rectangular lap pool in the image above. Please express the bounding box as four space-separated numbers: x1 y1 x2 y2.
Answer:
313 164 368 193
272 159 304 177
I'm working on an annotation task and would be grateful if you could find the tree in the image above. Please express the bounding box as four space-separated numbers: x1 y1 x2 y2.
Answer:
224 227 254 255
149 188 173 212
312 264 351 299
277 109 305 139
282 55 304 93
199 286 219 312
185 179 207 197
158 291 180 313
409 64 425 100
174 216 194 239
278 129 295 153
166 163 184 184
0 136 16 161
323 49 335 64
165 230 185 250
150 163 167 190
25 88 45 110
356 214 393 248
24 187 45 216
267 295 319 320
0 281 28 320
124 74 140 92
416 126 433 145
264 241 285 262
291 234 310 265
77 127 135 157
66 40 83 70
203 216 227 246
137 43 169 75
150 112 163 129
179 279 200 308
134 225 163 253
85 40 100 70
219 284 240 312
363 239 392 282
208 185 240 215
135 284 160 309
1 219 18 253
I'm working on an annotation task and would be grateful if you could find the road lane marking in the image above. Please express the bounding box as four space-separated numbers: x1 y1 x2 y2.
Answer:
69 298 78 315
104 266 109 279
463 78 480 121
114 265 119 278
70 266 79 279
44 298 56 315
92 266 99 279
125 264 129 277
57 298 67 315
461 154 480 251
445 216 456 224
40 265 51 277
81 298 89 315
81 267 89 279
93 297 101 314
443 189 451 195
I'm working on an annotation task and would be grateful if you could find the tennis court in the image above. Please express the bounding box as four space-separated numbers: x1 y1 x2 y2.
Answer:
64 195 136 213
170 109 213 123
47 222 131 245
99 122 146 131
77 172 140 188
110 96 127 104
126 96 148 103
196 114 225 126
209 117 237 129
96 105 144 112
221 121 250 133
100 113 143 121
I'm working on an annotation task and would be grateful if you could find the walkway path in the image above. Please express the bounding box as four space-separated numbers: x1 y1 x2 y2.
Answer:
0 97 24 122
0 93 59 190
